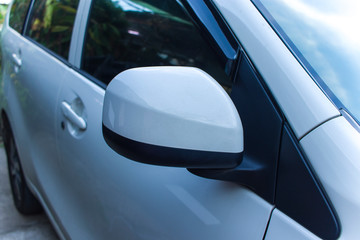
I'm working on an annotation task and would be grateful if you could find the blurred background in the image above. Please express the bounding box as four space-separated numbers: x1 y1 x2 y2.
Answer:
0 0 8 114
0 0 10 29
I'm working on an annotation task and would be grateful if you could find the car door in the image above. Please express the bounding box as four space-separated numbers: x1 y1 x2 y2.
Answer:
55 0 274 239
0 0 34 179
1 0 80 213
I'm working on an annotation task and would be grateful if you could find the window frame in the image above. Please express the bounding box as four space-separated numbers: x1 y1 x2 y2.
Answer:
74 0 239 89
19 0 82 65
68 0 92 67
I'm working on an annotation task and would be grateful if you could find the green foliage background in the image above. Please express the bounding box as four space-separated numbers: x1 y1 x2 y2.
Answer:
0 4 8 26
27 0 78 59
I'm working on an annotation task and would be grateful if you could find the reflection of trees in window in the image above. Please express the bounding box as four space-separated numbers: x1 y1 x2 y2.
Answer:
9 0 31 33
83 0 127 61
83 0 229 87
27 0 79 59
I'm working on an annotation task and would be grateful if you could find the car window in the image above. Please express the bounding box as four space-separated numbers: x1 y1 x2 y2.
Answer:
25 0 79 60
9 0 31 34
253 0 360 125
81 0 231 88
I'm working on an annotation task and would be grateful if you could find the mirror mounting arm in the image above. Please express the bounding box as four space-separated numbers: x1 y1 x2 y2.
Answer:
188 155 275 204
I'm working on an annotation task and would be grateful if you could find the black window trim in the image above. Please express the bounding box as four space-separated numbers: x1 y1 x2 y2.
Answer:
21 0 34 35
180 0 240 78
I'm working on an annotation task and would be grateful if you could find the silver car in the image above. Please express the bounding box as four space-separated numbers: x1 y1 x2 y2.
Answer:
1 0 359 239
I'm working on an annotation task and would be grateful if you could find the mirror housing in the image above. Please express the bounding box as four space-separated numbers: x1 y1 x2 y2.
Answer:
102 67 243 168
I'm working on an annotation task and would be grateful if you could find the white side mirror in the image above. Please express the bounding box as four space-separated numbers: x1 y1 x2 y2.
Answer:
102 66 243 168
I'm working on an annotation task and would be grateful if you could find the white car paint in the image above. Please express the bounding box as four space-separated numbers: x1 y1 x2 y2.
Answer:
301 116 360 239
265 209 320 240
103 67 243 153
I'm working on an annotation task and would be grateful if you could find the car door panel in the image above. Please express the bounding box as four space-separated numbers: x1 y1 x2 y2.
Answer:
54 66 274 239
1 28 35 179
2 26 67 198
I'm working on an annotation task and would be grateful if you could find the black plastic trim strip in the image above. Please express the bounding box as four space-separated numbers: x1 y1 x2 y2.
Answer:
181 0 240 76
79 0 94 71
21 0 34 35
276 123 340 240
103 124 243 169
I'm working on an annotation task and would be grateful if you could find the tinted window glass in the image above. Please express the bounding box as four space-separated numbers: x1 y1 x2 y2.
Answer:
26 0 79 59
9 0 31 33
82 0 230 88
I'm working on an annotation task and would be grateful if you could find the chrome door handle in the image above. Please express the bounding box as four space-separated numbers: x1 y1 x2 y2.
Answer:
12 53 22 67
11 53 22 72
61 101 87 130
